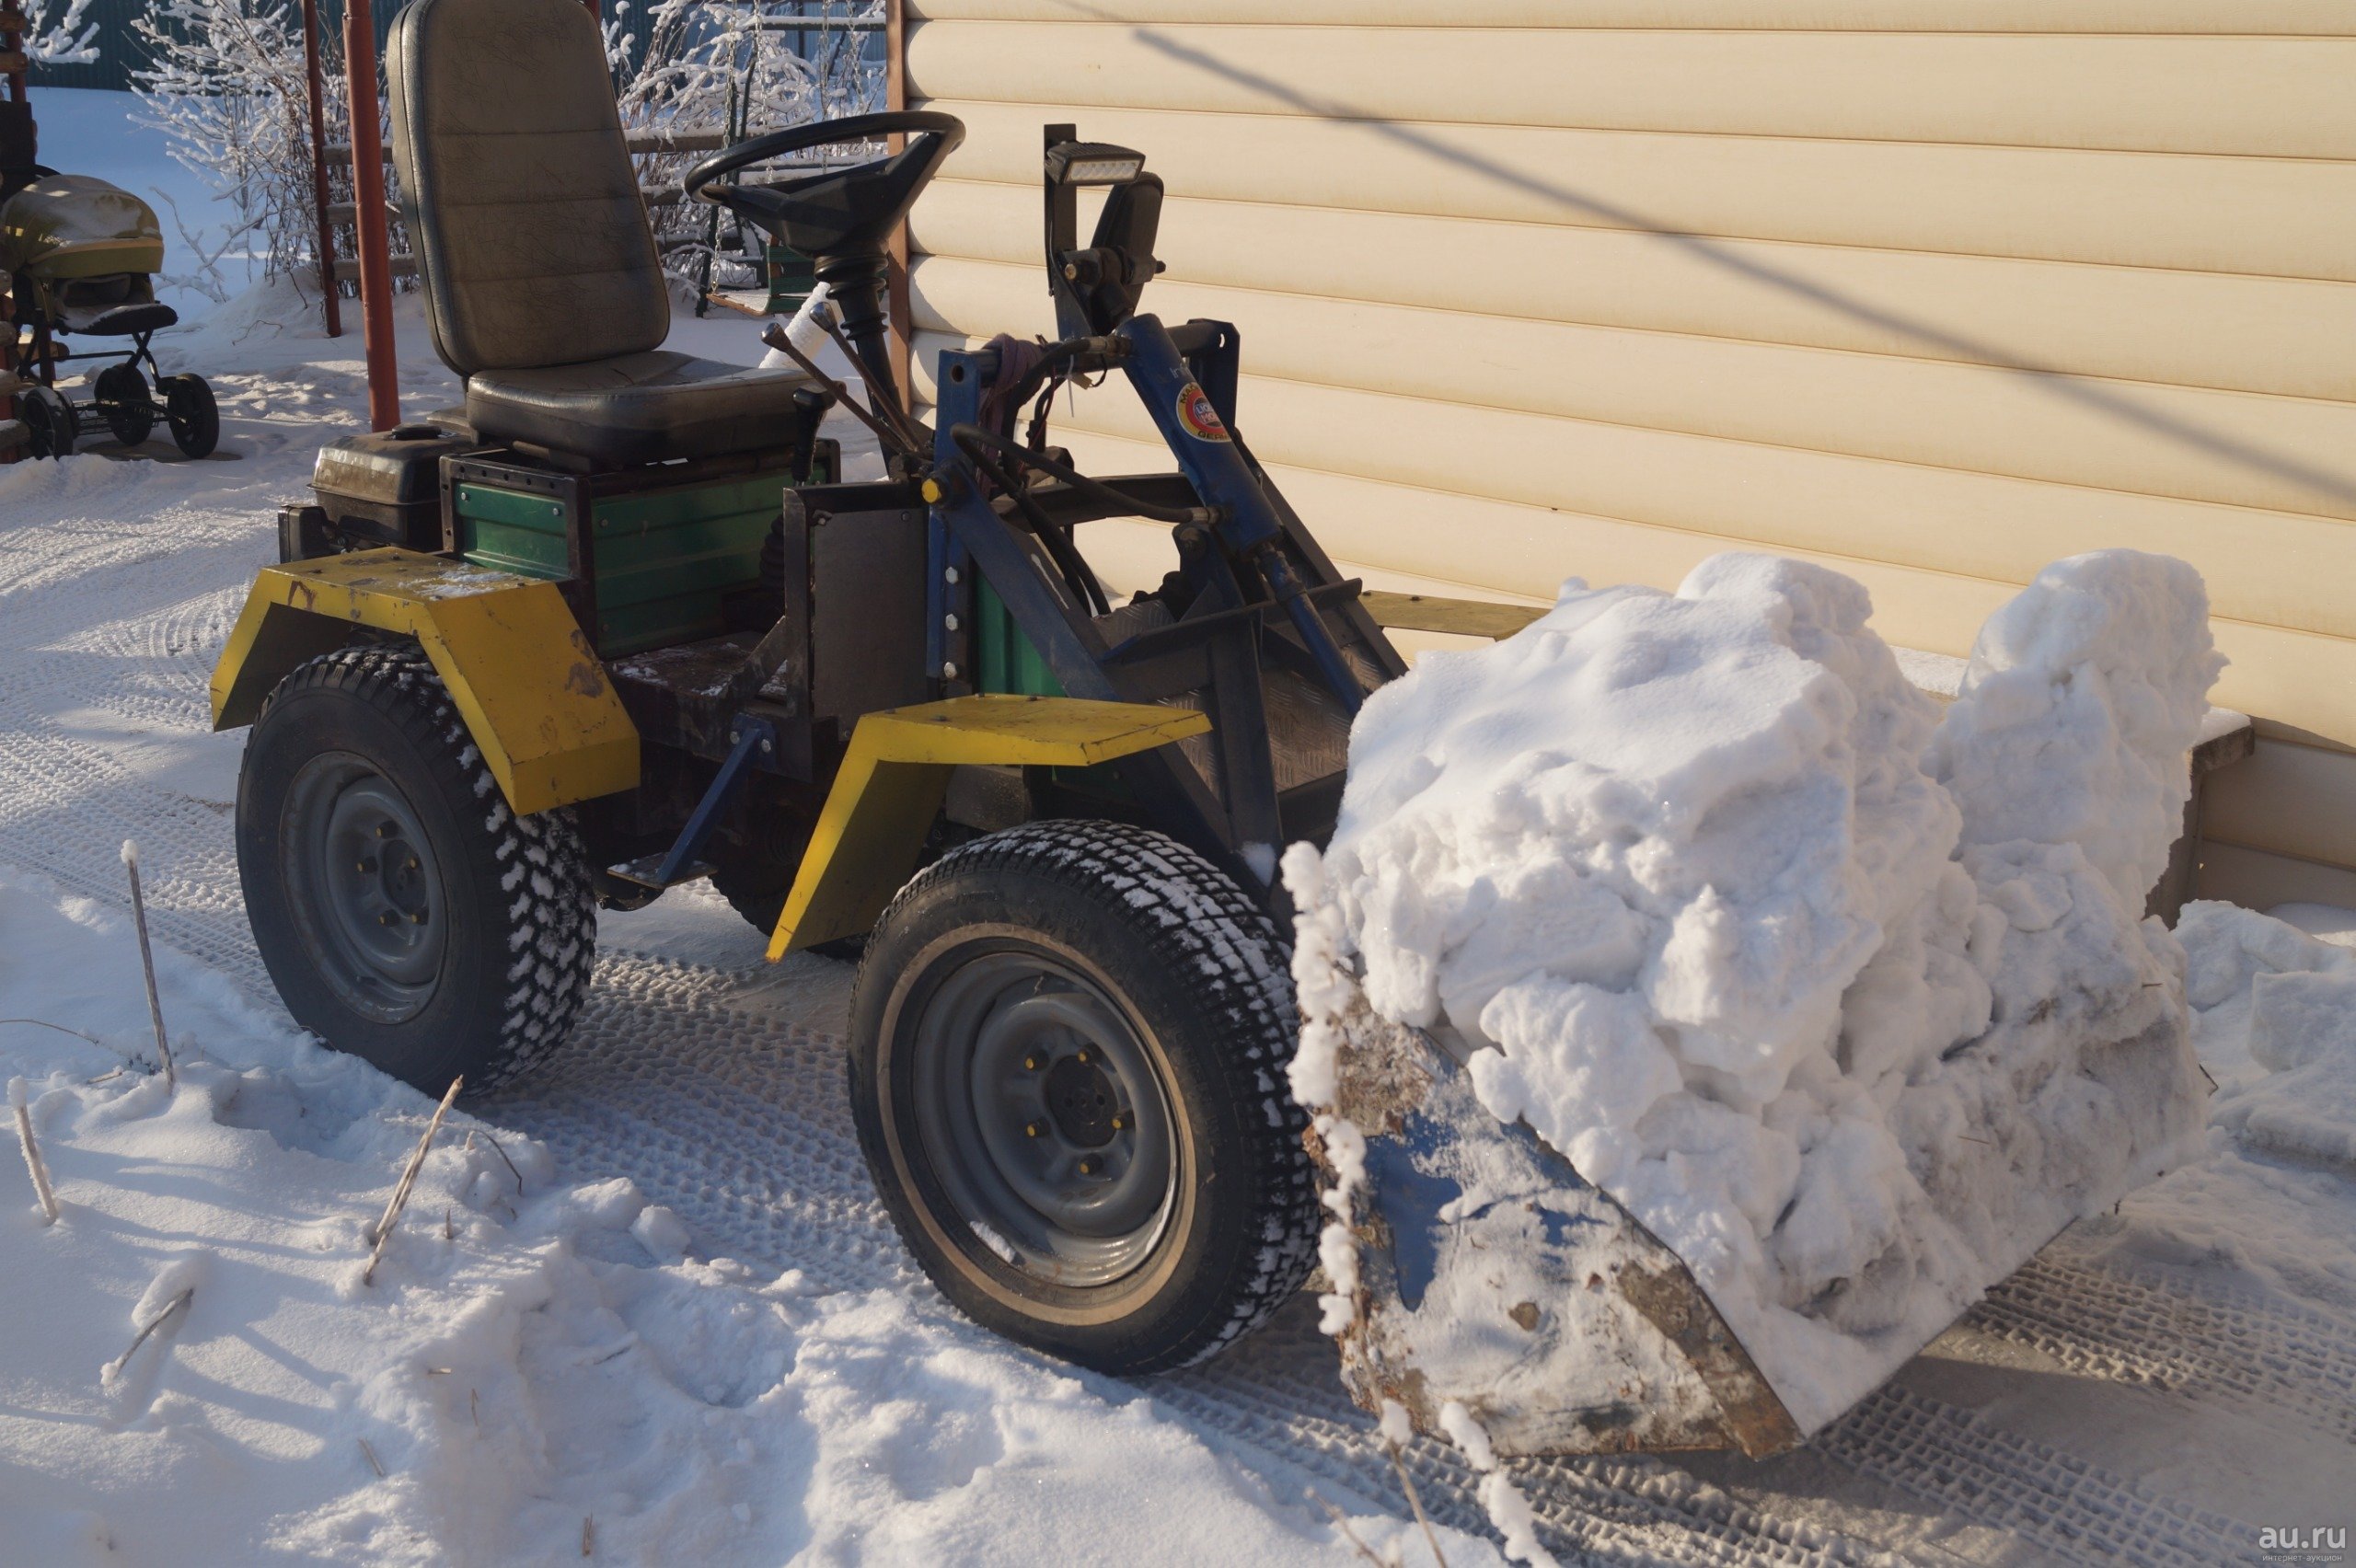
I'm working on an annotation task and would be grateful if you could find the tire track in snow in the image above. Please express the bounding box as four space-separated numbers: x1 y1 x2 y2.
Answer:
1971 1249 2356 1447
1817 1386 2252 1568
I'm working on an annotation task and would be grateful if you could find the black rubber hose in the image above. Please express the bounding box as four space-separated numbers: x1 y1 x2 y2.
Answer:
949 423 1206 527
954 435 1113 617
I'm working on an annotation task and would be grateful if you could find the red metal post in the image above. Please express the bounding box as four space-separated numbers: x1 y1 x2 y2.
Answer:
300 0 341 338
344 0 399 429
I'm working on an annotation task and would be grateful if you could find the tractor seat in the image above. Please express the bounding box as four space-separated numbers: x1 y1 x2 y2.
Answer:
465 351 809 467
387 0 810 469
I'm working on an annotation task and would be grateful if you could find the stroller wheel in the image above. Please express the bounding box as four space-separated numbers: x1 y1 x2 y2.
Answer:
96 363 156 446
160 374 219 459
21 386 78 460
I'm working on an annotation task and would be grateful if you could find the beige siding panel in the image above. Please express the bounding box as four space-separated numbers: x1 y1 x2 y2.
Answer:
914 180 2356 402
906 324 2356 642
911 254 2356 523
2195 842 2356 911
916 98 2356 282
913 2 2356 34
910 23 2356 159
2203 742 2356 870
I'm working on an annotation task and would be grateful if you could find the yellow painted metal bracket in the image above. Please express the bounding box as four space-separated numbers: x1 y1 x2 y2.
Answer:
210 548 640 815
766 694 1213 959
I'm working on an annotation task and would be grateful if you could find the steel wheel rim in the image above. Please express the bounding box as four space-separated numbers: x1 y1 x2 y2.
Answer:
907 944 1177 1288
282 752 446 1023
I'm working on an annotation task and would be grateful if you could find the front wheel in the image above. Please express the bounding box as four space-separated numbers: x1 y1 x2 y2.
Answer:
849 820 1318 1375
160 373 218 458
237 644 596 1095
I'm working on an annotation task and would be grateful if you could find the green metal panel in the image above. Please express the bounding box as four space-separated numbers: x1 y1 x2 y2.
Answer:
454 483 570 579
973 578 1062 697
589 473 780 655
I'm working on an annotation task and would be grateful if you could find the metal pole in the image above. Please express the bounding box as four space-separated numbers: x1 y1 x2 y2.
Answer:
301 0 341 338
344 0 399 429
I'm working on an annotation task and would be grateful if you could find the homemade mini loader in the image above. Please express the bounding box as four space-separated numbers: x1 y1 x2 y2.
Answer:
212 0 2131 1460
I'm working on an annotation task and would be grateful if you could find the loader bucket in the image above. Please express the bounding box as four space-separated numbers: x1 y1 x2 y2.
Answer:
1312 1001 1806 1459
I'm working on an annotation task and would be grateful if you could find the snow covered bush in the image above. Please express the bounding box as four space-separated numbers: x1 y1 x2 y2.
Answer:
22 0 100 68
605 0 882 296
126 0 882 310
131 0 354 304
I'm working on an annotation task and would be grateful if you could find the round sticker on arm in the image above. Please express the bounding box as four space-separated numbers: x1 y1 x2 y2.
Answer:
1175 381 1230 443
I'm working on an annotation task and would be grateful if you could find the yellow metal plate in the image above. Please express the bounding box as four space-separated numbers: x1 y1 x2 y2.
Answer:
211 549 639 816
1361 590 1547 641
765 695 1211 958
851 693 1212 767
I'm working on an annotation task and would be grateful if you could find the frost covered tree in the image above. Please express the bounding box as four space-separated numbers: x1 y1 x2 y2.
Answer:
22 0 100 68
606 0 884 294
131 0 351 304
123 0 884 310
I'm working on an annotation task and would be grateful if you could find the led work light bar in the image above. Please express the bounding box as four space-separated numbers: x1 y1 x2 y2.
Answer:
1045 142 1147 186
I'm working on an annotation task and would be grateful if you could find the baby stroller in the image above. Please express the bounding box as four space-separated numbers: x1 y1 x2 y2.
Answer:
3 132 220 460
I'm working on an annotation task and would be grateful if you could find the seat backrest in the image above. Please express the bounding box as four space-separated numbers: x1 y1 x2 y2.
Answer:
387 0 667 375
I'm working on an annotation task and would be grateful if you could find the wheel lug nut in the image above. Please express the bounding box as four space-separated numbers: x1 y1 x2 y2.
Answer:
405 856 421 871
357 856 375 873
1022 1053 1044 1072
1024 1121 1045 1138
409 910 427 925
1110 1112 1130 1131
1074 1047 1093 1066
375 822 398 839
377 910 398 927
1077 1155 1102 1176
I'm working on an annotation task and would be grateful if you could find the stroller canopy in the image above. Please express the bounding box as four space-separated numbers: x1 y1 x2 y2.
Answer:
0 175 165 281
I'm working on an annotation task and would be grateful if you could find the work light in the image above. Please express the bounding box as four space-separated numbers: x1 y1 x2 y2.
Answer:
1045 143 1147 186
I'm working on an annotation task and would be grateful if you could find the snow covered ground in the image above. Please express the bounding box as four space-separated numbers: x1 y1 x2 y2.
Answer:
4 89 2354 1567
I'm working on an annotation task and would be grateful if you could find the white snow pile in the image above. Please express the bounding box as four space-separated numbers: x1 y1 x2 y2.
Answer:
1288 548 2221 1433
2177 900 2356 1172
0 864 1495 1567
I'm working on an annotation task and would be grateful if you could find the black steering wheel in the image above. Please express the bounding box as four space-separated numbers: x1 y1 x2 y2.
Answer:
681 110 965 266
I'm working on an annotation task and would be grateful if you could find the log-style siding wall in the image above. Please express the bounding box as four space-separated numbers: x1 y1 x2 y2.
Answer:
903 1 2356 908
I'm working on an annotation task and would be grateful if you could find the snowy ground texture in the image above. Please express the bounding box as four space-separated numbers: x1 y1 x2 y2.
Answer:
3 89 2354 1566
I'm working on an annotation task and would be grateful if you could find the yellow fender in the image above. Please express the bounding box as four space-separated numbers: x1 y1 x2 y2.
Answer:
768 695 1212 958
211 548 639 816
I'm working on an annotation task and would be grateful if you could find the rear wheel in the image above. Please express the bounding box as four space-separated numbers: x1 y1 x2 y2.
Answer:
237 644 596 1095
849 820 1317 1375
21 386 76 459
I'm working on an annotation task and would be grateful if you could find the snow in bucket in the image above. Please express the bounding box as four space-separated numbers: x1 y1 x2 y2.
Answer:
1289 548 2219 1436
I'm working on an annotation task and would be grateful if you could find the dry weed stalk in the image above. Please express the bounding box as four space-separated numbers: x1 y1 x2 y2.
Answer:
363 1078 462 1286
10 1078 59 1225
120 842 175 1091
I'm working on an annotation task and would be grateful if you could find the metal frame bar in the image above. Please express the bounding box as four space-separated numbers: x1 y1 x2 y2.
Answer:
608 714 778 890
